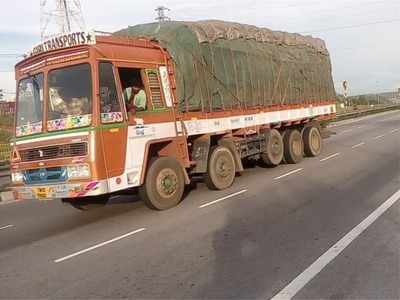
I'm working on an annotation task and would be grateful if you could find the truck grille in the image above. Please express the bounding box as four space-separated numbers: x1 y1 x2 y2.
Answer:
20 142 88 162
25 167 68 184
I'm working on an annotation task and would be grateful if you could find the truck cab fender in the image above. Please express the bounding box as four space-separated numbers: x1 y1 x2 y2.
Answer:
141 137 191 185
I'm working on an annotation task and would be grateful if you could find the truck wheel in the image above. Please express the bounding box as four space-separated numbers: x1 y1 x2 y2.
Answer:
139 157 185 210
283 129 304 164
204 146 236 190
303 126 322 157
261 129 284 167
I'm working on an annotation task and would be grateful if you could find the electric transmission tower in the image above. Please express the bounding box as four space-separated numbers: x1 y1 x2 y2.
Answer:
155 6 171 24
40 0 86 41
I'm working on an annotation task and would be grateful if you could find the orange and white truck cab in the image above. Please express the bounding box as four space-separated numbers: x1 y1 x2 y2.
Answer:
11 32 187 202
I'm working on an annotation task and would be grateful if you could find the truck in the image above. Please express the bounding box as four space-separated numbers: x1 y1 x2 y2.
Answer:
10 20 336 210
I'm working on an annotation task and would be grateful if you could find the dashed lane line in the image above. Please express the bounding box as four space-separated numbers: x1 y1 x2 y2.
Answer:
351 142 365 149
0 224 14 231
273 168 303 180
199 189 248 208
54 228 146 263
372 134 386 140
320 153 340 162
341 129 353 134
271 188 400 300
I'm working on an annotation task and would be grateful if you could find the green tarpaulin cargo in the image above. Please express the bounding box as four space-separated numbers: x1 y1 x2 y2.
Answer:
115 20 336 112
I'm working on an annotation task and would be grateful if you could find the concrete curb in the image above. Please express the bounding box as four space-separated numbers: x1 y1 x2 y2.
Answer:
0 161 12 202
0 191 15 203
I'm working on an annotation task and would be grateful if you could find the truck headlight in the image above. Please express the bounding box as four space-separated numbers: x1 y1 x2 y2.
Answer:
11 171 24 183
67 164 90 179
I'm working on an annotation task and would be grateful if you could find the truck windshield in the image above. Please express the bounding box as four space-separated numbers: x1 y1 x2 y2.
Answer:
47 63 92 131
16 73 44 137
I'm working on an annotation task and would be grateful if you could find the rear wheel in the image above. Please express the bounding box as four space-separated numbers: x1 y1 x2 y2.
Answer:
283 129 304 164
139 157 185 210
303 126 322 157
204 146 236 190
261 129 284 167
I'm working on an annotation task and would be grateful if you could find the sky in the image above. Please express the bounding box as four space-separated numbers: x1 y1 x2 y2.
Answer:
1 0 399 99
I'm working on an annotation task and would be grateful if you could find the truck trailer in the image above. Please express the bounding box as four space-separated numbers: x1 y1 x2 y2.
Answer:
10 20 336 210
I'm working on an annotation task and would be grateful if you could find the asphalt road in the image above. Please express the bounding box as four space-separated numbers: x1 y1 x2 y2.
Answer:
0 111 399 299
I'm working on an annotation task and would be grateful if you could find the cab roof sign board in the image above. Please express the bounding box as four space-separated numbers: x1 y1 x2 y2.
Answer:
29 31 96 57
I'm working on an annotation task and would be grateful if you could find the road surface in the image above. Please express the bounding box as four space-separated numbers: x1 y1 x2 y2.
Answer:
0 111 399 299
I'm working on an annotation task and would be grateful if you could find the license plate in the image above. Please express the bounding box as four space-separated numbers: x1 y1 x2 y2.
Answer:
35 187 50 199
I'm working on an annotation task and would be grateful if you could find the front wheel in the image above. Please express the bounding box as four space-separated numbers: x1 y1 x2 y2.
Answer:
204 146 236 190
139 157 185 210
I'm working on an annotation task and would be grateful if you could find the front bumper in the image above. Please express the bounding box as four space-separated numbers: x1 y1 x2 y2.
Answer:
12 180 108 200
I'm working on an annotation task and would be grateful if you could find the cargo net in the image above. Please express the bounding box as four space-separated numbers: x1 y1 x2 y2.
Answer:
115 20 336 112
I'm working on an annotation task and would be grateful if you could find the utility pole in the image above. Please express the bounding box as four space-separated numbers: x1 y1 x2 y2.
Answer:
155 6 171 24
376 81 380 105
342 80 349 107
40 0 86 41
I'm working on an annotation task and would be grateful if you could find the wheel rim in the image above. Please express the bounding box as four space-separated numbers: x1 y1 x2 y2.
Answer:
310 130 321 152
215 155 234 179
292 136 302 156
271 136 282 157
156 168 178 199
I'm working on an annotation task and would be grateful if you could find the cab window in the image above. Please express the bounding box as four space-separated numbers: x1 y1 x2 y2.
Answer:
118 68 147 114
47 63 92 131
99 62 123 123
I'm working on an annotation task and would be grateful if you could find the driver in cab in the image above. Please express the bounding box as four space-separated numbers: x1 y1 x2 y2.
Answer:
123 79 147 113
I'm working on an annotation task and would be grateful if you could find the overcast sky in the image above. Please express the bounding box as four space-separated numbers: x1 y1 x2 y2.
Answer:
1 0 399 98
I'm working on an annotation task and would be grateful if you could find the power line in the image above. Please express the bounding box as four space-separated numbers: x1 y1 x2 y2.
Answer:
0 55 24 60
300 18 400 34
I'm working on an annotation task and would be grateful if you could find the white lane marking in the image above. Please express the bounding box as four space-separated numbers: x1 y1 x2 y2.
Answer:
271 189 400 300
351 142 365 149
372 134 386 140
54 228 146 263
0 225 14 231
320 153 340 162
199 189 248 208
390 128 400 133
274 168 303 180
341 129 353 133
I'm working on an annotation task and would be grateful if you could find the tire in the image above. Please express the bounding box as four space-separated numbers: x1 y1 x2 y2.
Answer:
261 129 284 167
303 126 322 157
204 146 236 190
283 129 304 164
139 157 185 210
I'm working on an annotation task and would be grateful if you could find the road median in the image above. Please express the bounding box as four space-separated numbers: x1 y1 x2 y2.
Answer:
335 104 400 122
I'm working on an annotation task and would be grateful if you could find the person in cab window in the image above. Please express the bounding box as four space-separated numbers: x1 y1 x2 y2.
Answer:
123 79 147 113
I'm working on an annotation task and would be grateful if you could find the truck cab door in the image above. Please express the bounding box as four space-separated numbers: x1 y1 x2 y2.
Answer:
98 62 127 180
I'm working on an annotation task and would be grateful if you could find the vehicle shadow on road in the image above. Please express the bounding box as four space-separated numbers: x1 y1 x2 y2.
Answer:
190 197 285 299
